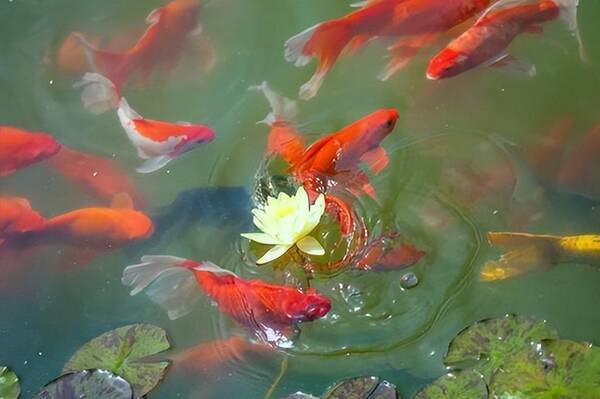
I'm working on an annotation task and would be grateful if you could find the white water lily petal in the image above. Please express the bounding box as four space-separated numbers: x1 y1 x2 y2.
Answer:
297 236 325 256
240 233 281 245
256 244 292 264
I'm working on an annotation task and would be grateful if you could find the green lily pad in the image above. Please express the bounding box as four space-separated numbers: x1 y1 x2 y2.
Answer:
322 376 400 399
33 369 132 399
444 315 559 380
490 339 600 399
62 324 171 398
413 370 488 399
0 366 20 399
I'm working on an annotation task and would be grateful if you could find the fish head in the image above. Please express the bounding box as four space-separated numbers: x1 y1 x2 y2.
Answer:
175 125 215 155
427 48 468 80
118 210 154 241
30 133 62 160
353 108 399 146
170 0 201 29
285 288 331 322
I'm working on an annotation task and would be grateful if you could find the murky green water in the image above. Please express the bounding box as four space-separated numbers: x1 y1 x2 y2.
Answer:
2 0 600 398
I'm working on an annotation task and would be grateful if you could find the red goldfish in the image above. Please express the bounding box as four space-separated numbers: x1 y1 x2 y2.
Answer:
171 336 273 374
122 256 331 345
285 0 492 99
427 0 585 80
75 0 203 90
0 197 45 238
76 73 216 173
49 147 145 207
0 126 61 177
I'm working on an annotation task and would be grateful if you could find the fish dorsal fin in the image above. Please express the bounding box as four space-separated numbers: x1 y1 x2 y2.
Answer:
111 192 134 209
476 0 536 24
146 7 165 25
295 134 335 167
349 0 389 9
554 0 588 62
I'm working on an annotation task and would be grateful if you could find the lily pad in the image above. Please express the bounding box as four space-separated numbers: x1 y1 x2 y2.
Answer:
62 324 171 398
0 366 20 399
444 315 558 380
490 339 600 399
413 370 488 399
33 369 132 399
321 376 400 399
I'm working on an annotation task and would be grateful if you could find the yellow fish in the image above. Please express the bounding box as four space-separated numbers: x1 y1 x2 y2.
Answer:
481 232 600 281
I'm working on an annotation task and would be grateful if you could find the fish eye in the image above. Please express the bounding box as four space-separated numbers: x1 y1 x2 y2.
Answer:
384 119 394 128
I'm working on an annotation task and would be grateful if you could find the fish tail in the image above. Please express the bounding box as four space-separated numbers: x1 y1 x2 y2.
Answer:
73 72 120 115
481 232 560 281
122 255 235 320
248 81 298 126
285 19 355 99
554 0 588 63
73 33 131 86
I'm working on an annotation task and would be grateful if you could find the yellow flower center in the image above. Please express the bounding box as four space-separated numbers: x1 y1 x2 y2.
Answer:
275 205 296 218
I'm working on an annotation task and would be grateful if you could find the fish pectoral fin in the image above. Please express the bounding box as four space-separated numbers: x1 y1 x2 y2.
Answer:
137 155 173 173
188 23 204 37
487 52 537 78
480 246 551 281
378 33 439 81
360 146 389 174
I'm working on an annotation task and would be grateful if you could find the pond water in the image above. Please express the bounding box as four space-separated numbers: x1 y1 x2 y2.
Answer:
1 0 600 398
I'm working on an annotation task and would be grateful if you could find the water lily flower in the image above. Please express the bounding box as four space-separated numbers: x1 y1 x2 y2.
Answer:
241 186 326 264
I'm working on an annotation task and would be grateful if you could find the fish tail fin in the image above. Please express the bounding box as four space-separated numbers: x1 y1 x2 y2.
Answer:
481 232 559 281
122 255 235 319
248 81 299 126
554 0 588 63
73 72 120 114
285 19 355 100
122 255 201 319
73 33 131 85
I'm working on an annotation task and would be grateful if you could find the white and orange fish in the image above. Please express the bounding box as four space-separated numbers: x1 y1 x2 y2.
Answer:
77 73 215 173
427 0 586 80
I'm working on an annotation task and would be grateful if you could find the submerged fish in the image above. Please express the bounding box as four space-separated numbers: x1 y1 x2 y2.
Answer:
49 146 145 207
427 0 585 80
76 73 215 173
0 126 61 177
285 0 492 99
122 255 331 345
481 231 600 281
75 0 203 90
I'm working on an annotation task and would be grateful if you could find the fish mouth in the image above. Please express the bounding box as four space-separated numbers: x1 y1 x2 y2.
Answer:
426 70 440 81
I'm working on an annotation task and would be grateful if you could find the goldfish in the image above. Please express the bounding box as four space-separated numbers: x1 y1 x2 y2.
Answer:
0 197 45 239
75 0 203 90
122 255 331 345
481 232 600 281
49 146 145 207
0 126 61 177
290 108 398 200
171 336 273 374
285 0 492 99
76 73 216 173
427 0 586 80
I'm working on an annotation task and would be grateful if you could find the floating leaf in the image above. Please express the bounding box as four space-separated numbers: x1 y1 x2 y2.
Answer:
444 315 558 380
322 376 400 399
33 369 132 399
490 339 600 399
413 370 488 399
62 324 170 398
0 366 20 399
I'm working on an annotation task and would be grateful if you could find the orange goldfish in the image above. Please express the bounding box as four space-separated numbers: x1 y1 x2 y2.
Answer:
123 256 331 345
0 126 61 177
75 0 203 90
49 147 145 207
285 0 492 99
427 0 585 80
